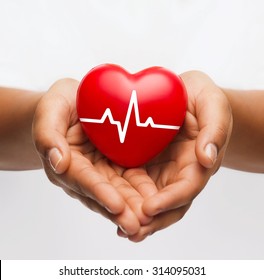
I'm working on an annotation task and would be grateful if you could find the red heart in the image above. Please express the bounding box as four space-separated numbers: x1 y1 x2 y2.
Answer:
76 64 187 168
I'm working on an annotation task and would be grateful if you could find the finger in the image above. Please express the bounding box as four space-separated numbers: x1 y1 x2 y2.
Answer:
115 205 141 236
123 194 153 226
99 161 157 225
124 204 191 242
32 79 79 174
64 188 140 235
142 162 208 216
180 71 233 169
87 158 152 223
123 168 158 198
122 168 158 225
195 87 233 168
63 152 126 215
111 172 154 226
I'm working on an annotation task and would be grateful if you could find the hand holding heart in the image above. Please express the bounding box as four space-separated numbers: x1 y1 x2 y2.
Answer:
32 69 232 242
77 64 187 168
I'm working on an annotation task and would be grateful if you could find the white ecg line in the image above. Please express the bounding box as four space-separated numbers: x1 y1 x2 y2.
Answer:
80 90 180 143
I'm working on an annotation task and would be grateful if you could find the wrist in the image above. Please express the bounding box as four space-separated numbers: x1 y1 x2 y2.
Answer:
221 88 264 172
0 87 44 170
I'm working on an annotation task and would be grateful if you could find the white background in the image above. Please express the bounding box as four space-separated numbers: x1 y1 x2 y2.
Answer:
1 0 264 259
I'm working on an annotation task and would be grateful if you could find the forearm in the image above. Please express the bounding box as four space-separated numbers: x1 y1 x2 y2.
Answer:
222 88 264 173
0 87 43 170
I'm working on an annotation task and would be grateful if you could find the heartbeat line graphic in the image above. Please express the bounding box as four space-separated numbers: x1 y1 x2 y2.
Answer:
80 90 180 143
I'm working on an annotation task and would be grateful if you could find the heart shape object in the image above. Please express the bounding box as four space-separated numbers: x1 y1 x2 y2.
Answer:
77 64 187 168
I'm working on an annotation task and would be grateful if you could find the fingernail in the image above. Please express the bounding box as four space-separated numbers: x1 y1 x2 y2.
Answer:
105 206 114 214
118 225 128 235
205 143 218 166
48 148 62 173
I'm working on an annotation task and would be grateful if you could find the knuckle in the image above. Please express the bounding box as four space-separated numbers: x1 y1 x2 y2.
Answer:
214 125 229 148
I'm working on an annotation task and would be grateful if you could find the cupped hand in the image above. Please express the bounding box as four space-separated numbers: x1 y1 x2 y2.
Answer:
32 79 157 236
123 71 233 242
32 71 233 243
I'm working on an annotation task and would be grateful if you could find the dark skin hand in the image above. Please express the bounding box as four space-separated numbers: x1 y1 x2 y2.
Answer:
32 71 232 242
3 70 264 242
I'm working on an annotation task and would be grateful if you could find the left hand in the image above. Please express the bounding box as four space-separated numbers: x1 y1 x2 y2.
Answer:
119 70 233 242
33 71 232 243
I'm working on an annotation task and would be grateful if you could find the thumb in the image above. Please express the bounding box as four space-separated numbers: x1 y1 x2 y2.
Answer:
195 88 233 169
32 79 79 174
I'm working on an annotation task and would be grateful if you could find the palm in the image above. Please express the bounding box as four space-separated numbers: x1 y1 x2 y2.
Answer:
61 120 157 234
63 76 212 240
64 102 208 241
118 72 230 241
36 72 231 241
36 79 157 236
